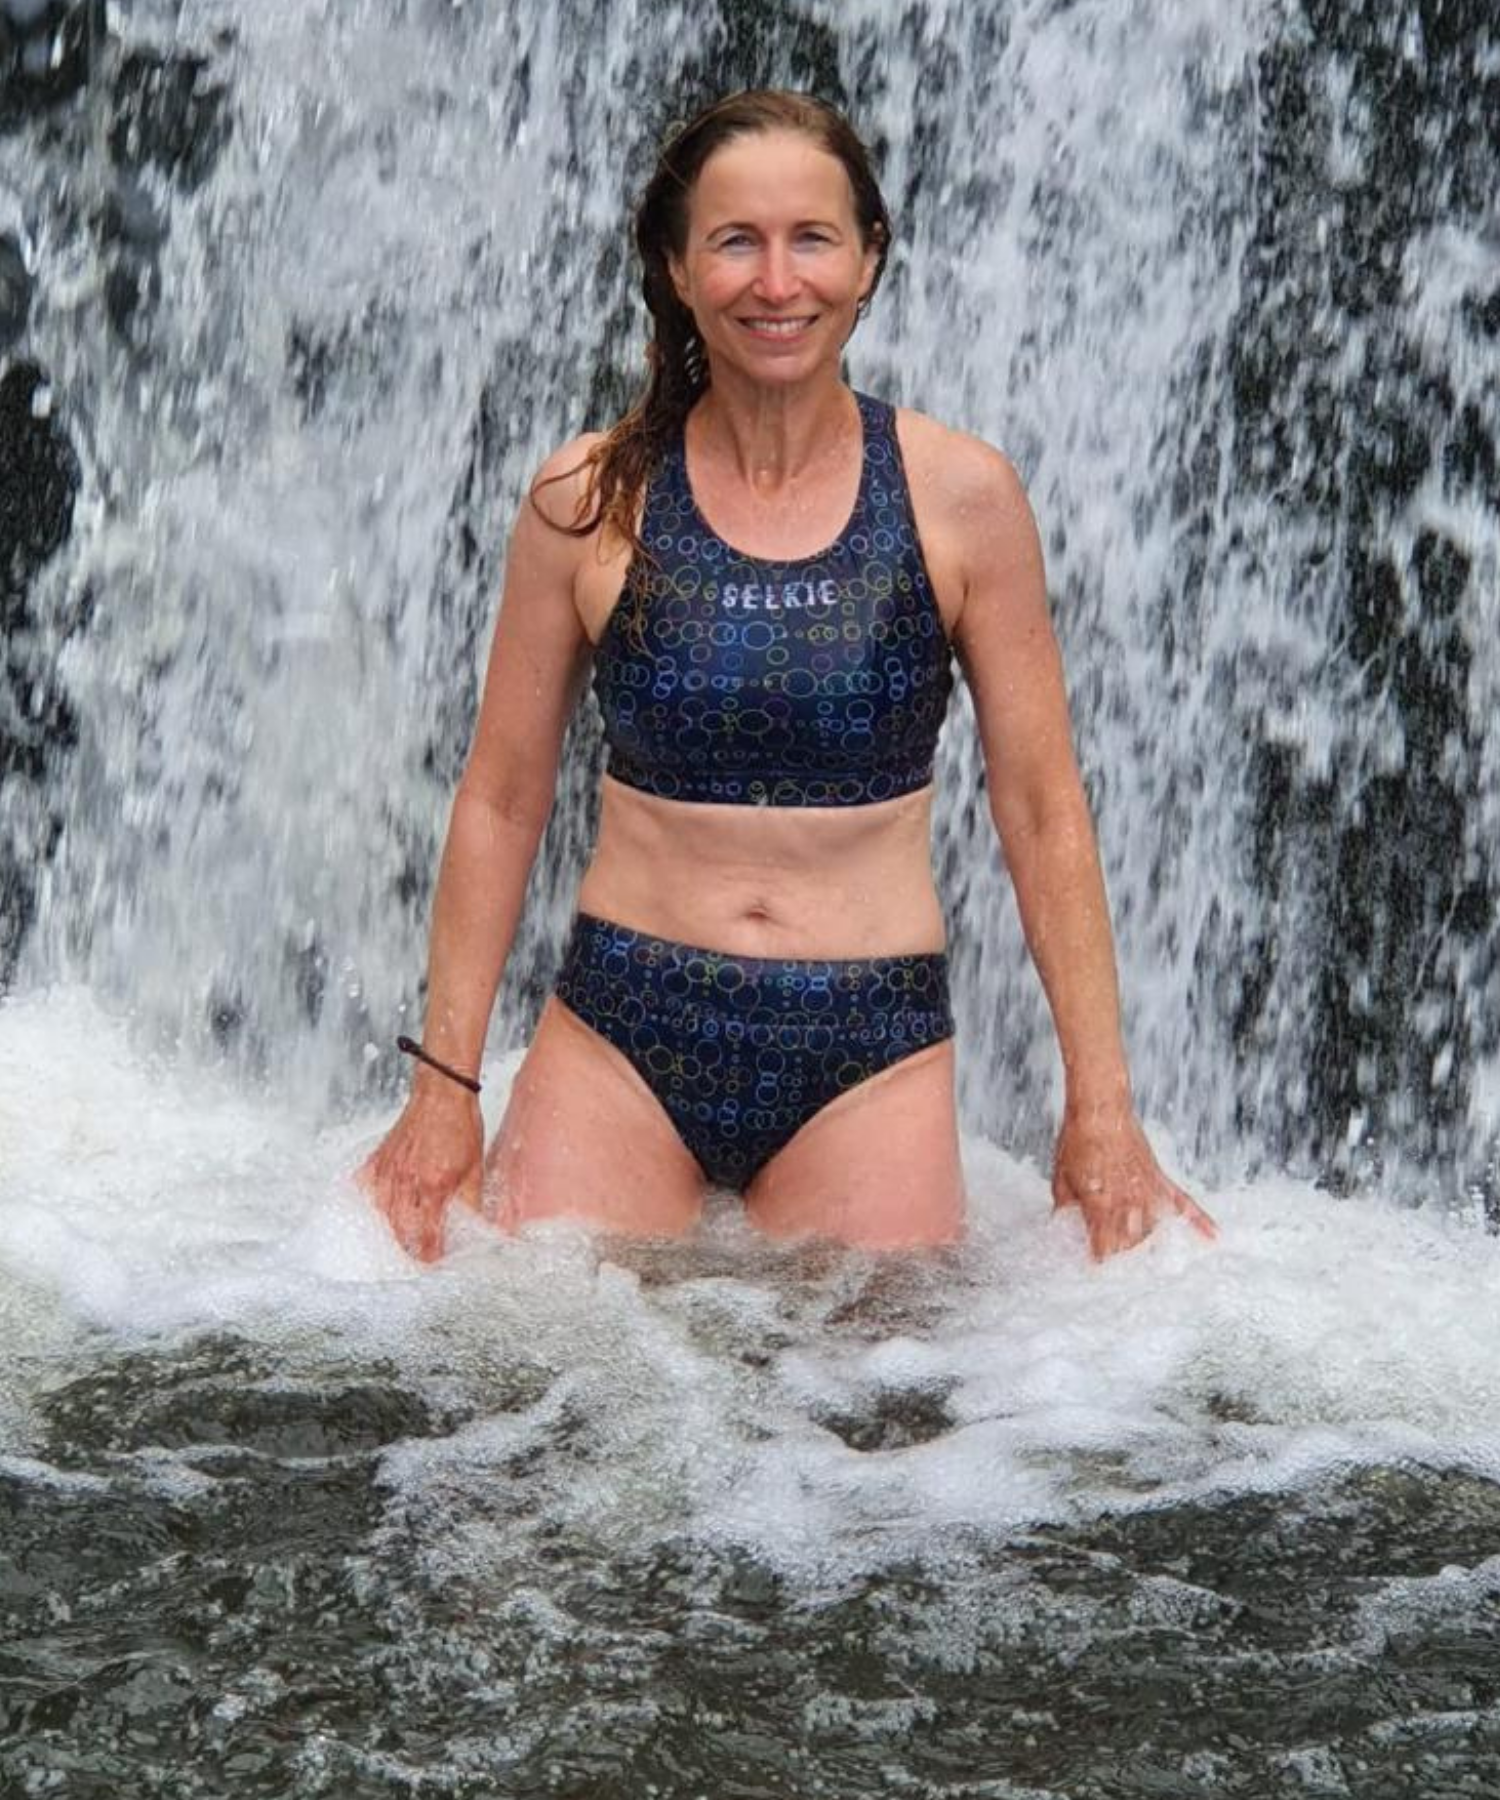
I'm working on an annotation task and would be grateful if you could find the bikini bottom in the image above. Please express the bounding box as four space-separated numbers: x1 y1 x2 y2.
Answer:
553 911 954 1191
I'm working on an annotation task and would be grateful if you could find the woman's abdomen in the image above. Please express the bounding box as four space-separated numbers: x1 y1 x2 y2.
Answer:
576 775 946 959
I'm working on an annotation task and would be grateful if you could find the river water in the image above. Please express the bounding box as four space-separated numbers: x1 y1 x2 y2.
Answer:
3 0 1499 1793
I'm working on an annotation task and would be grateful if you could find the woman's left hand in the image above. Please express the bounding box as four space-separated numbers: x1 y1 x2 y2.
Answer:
1051 1109 1217 1259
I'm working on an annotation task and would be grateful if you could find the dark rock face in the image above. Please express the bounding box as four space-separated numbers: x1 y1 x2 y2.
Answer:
0 360 79 988
91 50 231 355
1220 1 1500 1197
101 239 161 352
108 47 232 193
0 6 108 995
0 230 28 348
95 174 167 354
0 359 75 611
97 174 169 252
0 6 235 989
0 0 105 125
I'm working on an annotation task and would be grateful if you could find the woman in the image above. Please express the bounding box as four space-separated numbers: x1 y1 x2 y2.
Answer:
358 90 1217 1263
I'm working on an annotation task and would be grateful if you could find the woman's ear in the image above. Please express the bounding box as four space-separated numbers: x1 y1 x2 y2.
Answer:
858 230 883 303
667 252 691 308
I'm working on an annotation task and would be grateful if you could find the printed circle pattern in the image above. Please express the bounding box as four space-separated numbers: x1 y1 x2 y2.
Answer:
555 913 955 1190
593 392 954 807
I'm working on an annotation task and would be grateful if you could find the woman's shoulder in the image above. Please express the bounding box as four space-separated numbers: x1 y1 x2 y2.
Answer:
887 403 1034 547
526 430 610 536
889 403 1026 508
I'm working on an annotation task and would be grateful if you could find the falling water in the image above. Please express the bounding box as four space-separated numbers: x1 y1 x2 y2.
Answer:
4 0 1500 1793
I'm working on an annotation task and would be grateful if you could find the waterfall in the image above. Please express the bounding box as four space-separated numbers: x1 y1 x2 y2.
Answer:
8 17 1500 1794
3 0 1497 1202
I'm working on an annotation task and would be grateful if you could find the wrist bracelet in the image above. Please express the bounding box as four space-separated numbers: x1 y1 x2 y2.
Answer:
396 1034 482 1095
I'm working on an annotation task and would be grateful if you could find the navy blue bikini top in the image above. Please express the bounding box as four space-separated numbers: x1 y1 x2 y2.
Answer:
592 391 954 807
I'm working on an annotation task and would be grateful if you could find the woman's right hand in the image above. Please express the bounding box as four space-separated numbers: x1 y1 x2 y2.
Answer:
355 1078 485 1263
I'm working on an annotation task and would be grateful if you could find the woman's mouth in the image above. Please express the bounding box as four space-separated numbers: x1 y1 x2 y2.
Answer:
738 316 816 338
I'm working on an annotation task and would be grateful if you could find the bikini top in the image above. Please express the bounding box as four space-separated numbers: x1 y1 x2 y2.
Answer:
591 391 954 807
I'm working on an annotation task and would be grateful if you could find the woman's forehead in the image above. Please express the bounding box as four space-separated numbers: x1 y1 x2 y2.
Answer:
689 130 855 220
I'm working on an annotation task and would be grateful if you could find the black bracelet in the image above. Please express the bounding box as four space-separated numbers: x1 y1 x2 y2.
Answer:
396 1034 482 1095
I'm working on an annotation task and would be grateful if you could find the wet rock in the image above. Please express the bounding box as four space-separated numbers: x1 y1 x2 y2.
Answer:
132 1380 443 1461
0 0 104 123
1 639 74 780
288 933 327 1027
108 47 231 192
1464 284 1500 341
206 986 247 1050
0 358 77 615
98 174 169 251
92 177 169 356
0 840 42 984
102 243 161 353
1225 2 1500 1185
816 1383 956 1453
0 360 77 989
0 231 29 349
708 0 843 106
106 1661 195 1719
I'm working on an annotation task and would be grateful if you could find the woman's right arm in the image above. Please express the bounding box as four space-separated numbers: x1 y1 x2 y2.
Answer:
357 438 601 1260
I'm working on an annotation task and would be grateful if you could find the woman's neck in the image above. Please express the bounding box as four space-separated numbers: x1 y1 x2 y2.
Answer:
687 367 858 495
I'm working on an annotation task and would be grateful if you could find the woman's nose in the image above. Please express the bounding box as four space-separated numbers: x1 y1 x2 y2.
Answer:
753 242 800 304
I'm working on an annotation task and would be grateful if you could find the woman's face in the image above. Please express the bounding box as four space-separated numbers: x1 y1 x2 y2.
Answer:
667 128 879 387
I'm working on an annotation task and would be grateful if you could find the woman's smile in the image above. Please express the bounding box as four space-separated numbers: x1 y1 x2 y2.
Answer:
668 128 877 378
738 314 818 340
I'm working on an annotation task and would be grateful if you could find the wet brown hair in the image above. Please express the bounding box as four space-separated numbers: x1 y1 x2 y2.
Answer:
533 89 892 551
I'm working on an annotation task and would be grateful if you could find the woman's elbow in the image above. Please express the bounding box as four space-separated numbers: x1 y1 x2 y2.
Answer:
989 768 1095 858
452 769 556 841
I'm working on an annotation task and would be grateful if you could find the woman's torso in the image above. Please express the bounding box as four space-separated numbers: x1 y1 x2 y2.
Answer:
570 390 967 959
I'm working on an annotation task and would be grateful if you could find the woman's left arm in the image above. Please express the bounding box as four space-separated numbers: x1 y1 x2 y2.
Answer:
943 437 1217 1258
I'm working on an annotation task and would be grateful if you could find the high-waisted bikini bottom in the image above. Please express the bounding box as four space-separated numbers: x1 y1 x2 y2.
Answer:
553 912 954 1190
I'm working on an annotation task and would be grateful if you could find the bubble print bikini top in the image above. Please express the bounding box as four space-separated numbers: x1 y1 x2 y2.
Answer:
592 391 954 807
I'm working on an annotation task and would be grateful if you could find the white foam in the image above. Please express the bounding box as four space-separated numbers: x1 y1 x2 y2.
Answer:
4 991 1500 1579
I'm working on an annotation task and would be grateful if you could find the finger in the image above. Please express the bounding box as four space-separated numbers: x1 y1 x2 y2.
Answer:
1093 1200 1152 1259
401 1204 438 1263
357 1152 408 1217
416 1197 448 1264
1167 1183 1219 1239
384 1176 435 1257
454 1160 484 1216
1087 1206 1122 1261
380 1184 415 1253
385 1177 447 1263
1114 1208 1147 1255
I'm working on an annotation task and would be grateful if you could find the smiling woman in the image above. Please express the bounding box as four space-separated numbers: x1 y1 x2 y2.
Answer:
666 129 878 376
356 90 1217 1263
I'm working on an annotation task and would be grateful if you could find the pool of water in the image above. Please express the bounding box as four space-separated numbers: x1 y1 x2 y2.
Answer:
4 993 1499 1797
